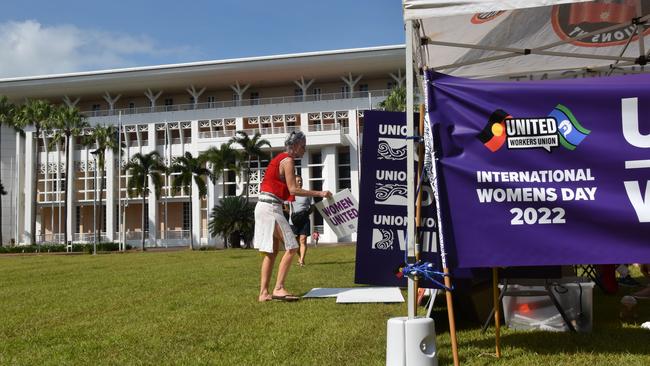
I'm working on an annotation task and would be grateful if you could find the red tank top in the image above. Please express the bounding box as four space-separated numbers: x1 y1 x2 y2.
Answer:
260 152 294 201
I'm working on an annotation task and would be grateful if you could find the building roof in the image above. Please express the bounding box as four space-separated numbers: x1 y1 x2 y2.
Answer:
0 45 405 101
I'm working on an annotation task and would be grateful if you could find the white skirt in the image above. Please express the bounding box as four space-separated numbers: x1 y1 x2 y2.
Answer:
253 201 298 253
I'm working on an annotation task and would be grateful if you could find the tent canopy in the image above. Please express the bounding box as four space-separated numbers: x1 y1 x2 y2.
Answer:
403 0 649 79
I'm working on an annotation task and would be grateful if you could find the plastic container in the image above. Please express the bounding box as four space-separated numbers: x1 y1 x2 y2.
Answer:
500 280 595 332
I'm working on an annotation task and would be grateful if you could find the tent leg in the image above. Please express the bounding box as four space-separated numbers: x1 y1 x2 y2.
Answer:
493 268 502 358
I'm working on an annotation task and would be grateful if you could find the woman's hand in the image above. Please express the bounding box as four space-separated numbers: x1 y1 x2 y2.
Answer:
320 190 333 198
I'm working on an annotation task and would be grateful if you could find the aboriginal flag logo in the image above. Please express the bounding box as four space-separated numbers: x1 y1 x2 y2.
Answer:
477 109 510 152
477 105 590 152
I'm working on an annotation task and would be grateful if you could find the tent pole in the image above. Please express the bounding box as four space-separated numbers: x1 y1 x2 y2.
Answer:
493 268 502 358
425 72 460 365
406 19 417 320
414 104 426 313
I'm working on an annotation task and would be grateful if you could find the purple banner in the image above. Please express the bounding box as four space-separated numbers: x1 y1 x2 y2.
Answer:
355 111 442 288
427 72 650 268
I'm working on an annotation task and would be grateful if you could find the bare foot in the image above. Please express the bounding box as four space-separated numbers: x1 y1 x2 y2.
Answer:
258 294 272 302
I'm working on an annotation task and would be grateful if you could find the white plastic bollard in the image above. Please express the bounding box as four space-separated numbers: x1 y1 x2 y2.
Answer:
386 317 438 366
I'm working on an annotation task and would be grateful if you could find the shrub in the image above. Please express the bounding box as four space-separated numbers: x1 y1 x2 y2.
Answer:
208 196 255 248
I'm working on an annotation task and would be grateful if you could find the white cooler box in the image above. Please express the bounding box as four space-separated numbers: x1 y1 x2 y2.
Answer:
500 279 595 332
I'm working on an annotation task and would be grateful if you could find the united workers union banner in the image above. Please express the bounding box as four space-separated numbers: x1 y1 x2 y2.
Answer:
355 111 442 288
426 72 650 268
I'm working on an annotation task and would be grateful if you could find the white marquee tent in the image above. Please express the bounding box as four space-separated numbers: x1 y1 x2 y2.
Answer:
399 1 648 363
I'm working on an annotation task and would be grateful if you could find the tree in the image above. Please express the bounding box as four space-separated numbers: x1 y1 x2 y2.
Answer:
200 144 241 199
124 152 165 251
208 196 255 248
229 131 270 202
49 106 88 244
169 152 212 250
16 99 54 244
378 86 406 112
0 96 17 246
85 125 120 244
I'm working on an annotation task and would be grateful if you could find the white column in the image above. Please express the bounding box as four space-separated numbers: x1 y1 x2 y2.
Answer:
103 92 122 115
341 73 363 98
147 124 158 244
191 181 201 247
206 173 217 246
300 113 309 132
66 136 76 243
144 89 162 112
15 132 25 245
348 109 360 242
105 148 116 241
235 117 244 131
147 175 159 245
321 146 338 243
23 130 35 244
293 77 315 99
186 85 206 109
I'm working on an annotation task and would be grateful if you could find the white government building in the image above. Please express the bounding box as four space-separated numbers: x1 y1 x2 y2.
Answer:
0 45 406 247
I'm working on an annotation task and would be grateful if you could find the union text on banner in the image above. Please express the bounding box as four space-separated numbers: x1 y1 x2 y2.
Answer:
426 72 650 268
355 111 442 288
314 189 359 238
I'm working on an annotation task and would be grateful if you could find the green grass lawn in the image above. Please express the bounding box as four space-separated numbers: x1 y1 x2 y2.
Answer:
1 245 649 365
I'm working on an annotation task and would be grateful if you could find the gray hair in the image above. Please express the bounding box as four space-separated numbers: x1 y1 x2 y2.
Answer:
284 130 306 148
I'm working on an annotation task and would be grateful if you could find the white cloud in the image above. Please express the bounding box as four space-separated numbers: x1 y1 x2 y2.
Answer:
0 20 186 78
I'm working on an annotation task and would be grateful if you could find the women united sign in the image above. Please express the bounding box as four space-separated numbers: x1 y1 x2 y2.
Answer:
426 72 650 268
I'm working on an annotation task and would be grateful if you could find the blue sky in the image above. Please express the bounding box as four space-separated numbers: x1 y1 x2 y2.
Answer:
0 0 404 78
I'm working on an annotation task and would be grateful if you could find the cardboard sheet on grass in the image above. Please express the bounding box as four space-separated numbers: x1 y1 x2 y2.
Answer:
314 189 359 238
303 287 404 303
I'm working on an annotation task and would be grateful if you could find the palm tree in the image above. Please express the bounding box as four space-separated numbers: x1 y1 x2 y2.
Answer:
0 96 17 246
169 152 212 250
85 125 120 244
124 151 165 251
200 144 242 199
229 131 270 202
16 99 54 244
378 86 406 112
49 106 88 245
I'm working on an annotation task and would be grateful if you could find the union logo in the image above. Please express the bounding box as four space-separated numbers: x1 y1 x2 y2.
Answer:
552 0 650 47
477 105 590 153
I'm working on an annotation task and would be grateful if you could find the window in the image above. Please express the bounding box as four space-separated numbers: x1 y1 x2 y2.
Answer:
310 152 322 165
183 202 190 231
312 88 321 101
102 206 107 232
128 102 135 112
75 206 81 233
189 96 195 105
338 148 351 191
294 88 303 102
359 84 369 93
250 92 260 105
387 81 397 90
207 96 216 108
92 104 101 117
164 98 173 111
340 85 349 98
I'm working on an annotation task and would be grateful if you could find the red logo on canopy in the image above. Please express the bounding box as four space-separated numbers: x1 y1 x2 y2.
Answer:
552 0 650 47
471 11 506 24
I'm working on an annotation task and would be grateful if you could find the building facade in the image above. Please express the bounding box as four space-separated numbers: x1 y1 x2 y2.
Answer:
0 45 406 247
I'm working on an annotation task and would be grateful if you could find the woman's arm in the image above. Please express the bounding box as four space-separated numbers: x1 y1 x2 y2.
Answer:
281 157 332 198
